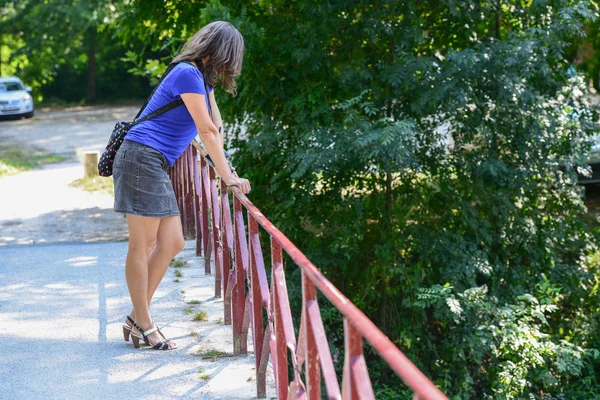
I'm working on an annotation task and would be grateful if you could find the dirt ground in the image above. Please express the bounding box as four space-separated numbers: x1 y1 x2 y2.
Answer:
0 105 140 246
1 104 139 161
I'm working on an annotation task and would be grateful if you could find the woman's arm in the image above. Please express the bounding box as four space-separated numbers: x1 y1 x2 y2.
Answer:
208 90 224 148
180 92 251 194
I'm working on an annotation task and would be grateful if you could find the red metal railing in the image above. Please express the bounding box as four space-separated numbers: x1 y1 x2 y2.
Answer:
169 142 447 400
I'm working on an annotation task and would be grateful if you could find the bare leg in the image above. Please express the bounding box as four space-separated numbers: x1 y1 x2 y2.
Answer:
127 215 184 348
124 214 167 348
125 214 160 325
149 215 185 305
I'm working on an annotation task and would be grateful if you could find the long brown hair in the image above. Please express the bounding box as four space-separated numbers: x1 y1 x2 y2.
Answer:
173 21 244 95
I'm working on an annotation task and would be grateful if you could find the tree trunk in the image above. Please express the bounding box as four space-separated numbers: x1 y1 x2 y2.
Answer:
0 33 3 77
86 27 96 103
495 11 501 39
384 166 393 237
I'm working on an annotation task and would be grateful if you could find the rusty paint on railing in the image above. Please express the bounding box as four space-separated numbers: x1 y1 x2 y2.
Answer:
169 143 447 400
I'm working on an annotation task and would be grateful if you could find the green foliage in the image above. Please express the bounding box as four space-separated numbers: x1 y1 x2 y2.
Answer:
414 283 598 398
0 0 152 103
57 0 600 397
218 1 600 398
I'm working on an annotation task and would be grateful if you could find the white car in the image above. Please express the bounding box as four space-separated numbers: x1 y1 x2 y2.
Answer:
579 136 600 185
0 77 34 118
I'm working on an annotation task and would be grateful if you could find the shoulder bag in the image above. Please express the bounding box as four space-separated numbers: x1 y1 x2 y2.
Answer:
97 62 184 177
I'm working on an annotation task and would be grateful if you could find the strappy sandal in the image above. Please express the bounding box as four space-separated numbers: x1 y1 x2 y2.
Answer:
130 320 176 350
122 315 135 342
155 325 176 348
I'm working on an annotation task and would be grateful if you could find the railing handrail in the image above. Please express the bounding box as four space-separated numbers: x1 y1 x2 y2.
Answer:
176 141 448 400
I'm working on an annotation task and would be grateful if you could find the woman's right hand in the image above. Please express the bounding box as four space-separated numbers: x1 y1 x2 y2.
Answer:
223 174 251 194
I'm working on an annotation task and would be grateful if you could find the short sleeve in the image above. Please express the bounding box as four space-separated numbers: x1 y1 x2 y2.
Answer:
170 65 209 97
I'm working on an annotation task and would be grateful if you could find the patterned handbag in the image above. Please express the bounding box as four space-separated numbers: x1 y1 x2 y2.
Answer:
98 63 185 177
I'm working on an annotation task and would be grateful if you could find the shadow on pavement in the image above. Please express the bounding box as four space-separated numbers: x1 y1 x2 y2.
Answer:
0 206 128 247
0 241 269 400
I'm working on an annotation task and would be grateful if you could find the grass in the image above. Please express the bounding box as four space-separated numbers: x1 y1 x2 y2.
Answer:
37 98 145 109
69 175 114 195
170 258 189 268
190 330 199 337
197 368 210 380
180 290 186 294
187 299 201 304
183 306 194 315
174 269 183 277
194 347 232 360
173 278 180 282
216 316 223 324
0 144 65 178
191 311 208 321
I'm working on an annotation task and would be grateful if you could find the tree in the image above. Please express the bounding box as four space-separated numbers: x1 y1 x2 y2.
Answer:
0 0 132 103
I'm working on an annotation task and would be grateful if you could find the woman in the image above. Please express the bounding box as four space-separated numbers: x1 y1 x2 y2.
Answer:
113 21 251 350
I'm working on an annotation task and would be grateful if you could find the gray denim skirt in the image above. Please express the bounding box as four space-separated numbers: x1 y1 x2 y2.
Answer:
113 139 180 217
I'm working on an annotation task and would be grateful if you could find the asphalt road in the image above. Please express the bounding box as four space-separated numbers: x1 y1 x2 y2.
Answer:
0 240 273 400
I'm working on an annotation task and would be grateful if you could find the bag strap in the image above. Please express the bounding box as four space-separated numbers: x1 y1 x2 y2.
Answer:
130 98 183 127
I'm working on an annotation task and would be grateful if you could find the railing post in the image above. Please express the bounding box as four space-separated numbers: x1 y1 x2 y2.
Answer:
173 157 183 230
221 178 233 324
248 214 266 397
181 148 189 238
306 302 341 399
168 162 175 212
271 238 288 399
180 153 190 239
342 319 375 400
169 158 175 206
185 147 197 239
302 273 321 399
232 196 248 355
191 146 202 257
200 156 211 273
209 167 222 297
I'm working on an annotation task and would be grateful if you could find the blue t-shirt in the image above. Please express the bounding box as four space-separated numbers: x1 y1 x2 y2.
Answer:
125 62 212 166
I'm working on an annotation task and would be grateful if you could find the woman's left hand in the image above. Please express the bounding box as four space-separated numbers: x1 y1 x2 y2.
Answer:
223 174 251 194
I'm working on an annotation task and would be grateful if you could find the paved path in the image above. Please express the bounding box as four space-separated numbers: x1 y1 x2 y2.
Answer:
0 240 275 400
0 106 140 245
1 105 140 160
0 161 128 246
